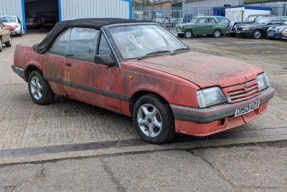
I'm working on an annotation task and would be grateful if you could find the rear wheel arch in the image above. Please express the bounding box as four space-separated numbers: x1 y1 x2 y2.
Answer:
129 90 171 117
26 65 43 80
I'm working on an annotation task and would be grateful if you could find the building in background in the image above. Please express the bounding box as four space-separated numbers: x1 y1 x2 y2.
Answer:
0 0 133 33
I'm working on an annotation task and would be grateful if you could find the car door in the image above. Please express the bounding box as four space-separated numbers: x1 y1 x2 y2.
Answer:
0 22 9 42
206 18 217 34
194 18 206 35
63 28 122 112
44 28 71 96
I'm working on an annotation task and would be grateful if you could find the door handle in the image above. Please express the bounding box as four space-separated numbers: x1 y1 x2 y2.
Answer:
66 63 72 67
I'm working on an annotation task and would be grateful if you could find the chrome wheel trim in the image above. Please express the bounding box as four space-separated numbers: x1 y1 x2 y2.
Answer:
185 31 192 38
214 31 221 37
137 104 163 138
254 31 261 39
0 39 2 49
30 76 43 100
9 37 12 45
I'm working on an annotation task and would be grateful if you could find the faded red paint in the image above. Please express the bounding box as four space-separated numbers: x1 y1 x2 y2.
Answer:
13 45 273 137
175 102 269 136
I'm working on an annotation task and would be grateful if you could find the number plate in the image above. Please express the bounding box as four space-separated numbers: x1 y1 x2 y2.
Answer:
236 31 240 34
235 101 260 117
268 33 274 36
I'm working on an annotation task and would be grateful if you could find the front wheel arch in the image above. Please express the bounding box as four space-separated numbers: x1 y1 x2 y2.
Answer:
129 90 171 118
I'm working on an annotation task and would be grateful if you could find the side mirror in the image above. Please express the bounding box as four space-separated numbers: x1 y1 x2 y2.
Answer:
94 55 115 66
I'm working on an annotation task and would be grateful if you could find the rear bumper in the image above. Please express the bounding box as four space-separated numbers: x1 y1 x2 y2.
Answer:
11 65 25 79
171 87 275 136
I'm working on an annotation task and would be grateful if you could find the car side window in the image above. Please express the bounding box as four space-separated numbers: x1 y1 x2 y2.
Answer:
207 18 216 23
282 17 287 23
98 34 112 55
196 18 206 24
68 27 100 62
219 19 228 24
49 28 71 56
270 18 281 25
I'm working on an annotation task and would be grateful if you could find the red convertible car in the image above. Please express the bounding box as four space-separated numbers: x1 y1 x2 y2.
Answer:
12 18 275 144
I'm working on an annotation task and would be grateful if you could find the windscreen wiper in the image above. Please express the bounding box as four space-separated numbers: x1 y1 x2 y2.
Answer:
138 50 171 60
172 47 190 54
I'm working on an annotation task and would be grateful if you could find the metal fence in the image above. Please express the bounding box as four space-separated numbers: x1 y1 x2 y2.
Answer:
132 7 213 29
133 4 287 30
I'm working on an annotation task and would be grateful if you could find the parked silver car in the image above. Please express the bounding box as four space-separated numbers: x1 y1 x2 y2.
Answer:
0 15 25 36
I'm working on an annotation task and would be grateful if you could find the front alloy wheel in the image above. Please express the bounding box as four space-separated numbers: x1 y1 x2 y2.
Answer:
137 104 162 138
133 94 175 144
253 30 262 39
184 30 192 38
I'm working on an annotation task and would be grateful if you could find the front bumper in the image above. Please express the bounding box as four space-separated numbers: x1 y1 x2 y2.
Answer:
171 87 275 136
11 65 25 79
267 31 282 39
236 30 253 37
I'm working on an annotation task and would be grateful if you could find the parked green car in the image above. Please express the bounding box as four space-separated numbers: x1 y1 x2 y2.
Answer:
176 16 228 38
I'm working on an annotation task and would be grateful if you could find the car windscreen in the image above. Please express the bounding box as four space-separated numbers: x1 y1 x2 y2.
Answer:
109 25 188 60
285 20 287 25
0 17 16 23
256 17 274 24
245 15 257 22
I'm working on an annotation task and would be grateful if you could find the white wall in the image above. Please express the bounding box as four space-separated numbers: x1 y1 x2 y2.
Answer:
0 0 23 22
183 0 243 8
61 0 130 20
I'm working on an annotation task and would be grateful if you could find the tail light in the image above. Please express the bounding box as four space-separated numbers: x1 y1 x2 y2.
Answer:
15 25 19 28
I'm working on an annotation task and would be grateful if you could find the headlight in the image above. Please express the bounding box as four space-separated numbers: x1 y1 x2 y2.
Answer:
277 27 284 32
242 28 249 31
197 87 227 108
267 27 272 31
256 73 269 91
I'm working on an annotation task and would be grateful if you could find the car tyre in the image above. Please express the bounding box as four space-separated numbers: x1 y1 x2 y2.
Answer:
184 30 192 38
253 30 262 39
5 37 12 47
0 38 2 52
133 94 175 144
28 70 54 105
213 30 221 38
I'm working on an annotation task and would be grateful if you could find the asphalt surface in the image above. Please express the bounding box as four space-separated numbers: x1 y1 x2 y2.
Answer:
0 33 286 191
0 141 286 192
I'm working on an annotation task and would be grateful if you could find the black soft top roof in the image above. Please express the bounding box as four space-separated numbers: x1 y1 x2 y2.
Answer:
33 18 150 54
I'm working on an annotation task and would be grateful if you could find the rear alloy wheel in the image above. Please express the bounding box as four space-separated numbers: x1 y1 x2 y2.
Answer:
213 30 221 38
0 38 2 52
253 30 262 39
28 70 54 105
133 94 175 144
184 30 192 38
5 37 12 47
